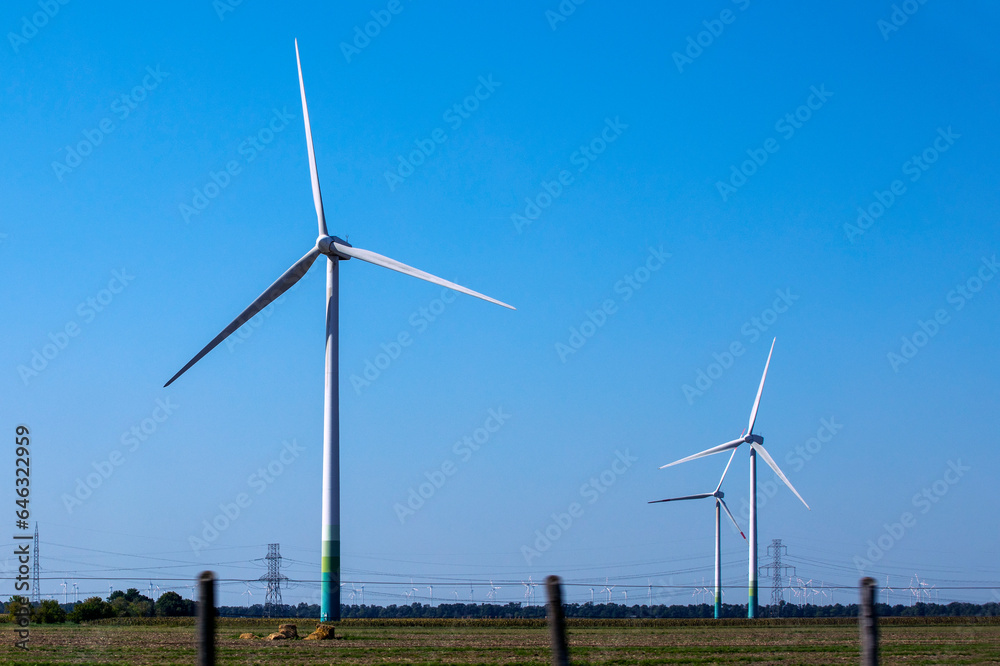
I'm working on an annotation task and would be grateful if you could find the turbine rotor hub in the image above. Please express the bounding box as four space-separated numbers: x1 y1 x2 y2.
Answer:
317 235 352 260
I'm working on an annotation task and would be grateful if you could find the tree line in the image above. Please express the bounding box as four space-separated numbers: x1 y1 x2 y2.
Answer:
7 595 999 622
4 588 194 623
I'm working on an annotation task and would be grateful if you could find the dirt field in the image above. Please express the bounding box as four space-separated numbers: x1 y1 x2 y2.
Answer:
2 617 998 665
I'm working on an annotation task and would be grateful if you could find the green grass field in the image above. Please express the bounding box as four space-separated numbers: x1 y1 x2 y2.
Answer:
2 617 998 665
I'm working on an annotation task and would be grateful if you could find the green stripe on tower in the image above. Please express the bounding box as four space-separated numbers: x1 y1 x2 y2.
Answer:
320 526 341 622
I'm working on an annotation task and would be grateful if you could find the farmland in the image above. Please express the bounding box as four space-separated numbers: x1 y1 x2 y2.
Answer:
2 617 998 665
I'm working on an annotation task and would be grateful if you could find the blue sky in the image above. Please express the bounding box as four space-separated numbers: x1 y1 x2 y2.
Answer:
2 0 998 608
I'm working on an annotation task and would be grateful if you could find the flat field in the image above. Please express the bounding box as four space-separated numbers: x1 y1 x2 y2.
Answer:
2 617 998 665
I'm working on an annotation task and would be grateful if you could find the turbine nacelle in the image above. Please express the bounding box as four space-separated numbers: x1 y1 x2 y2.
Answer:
317 235 353 260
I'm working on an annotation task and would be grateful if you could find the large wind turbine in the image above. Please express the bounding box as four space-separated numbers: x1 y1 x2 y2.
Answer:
649 449 746 619
660 338 808 618
164 40 514 622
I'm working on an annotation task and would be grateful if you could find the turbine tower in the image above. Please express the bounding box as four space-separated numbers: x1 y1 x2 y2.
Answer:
650 449 746 619
163 40 514 623
660 339 809 618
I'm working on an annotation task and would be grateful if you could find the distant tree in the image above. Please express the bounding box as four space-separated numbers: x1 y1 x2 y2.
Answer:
33 599 67 624
6 596 30 621
132 600 155 617
155 591 193 617
68 597 113 623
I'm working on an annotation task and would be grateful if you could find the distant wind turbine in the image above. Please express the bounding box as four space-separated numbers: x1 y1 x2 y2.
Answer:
162 40 514 623
660 339 809 618
601 578 615 604
487 580 501 602
650 448 746 619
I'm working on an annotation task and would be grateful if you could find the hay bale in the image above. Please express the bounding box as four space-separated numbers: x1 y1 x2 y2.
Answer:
278 623 298 639
304 624 335 640
238 632 256 640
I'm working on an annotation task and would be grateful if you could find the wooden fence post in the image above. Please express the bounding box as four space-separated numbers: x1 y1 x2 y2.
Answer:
859 576 878 666
198 571 216 666
546 575 570 666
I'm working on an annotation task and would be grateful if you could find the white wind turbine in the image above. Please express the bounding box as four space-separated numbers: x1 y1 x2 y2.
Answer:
884 575 894 606
659 338 809 618
487 580 501 602
521 576 536 606
910 574 922 605
650 449 746 619
602 578 615 604
163 40 514 623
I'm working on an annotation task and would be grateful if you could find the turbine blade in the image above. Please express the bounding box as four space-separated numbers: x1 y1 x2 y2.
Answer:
295 39 328 237
714 448 738 493
164 247 322 387
659 438 744 469
747 337 775 435
648 493 714 504
751 442 810 510
332 242 514 310
718 498 746 539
